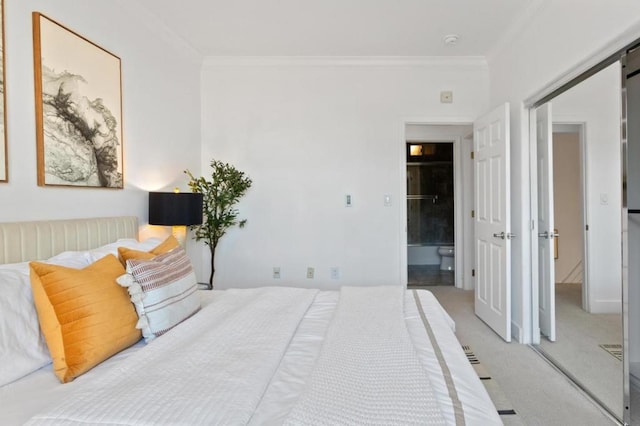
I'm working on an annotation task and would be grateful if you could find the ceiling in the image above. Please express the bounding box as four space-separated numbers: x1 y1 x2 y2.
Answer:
134 0 536 57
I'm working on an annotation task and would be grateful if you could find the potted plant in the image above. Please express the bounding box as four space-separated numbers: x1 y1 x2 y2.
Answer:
185 160 252 289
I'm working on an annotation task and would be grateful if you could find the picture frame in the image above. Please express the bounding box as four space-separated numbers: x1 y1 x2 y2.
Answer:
32 12 123 188
0 0 7 183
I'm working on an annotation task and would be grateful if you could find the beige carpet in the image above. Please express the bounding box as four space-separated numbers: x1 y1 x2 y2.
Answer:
462 344 521 422
537 283 622 419
427 286 617 425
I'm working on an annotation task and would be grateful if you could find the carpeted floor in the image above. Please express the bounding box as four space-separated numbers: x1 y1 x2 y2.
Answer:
428 285 617 425
462 344 521 423
537 283 622 419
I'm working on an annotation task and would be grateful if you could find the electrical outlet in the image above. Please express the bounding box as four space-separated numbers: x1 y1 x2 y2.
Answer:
330 267 340 280
306 267 314 279
273 267 281 279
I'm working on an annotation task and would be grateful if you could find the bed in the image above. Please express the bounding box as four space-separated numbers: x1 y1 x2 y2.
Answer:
0 216 501 425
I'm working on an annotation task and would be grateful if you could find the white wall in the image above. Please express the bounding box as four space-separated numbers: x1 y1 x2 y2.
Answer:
200 57 488 289
552 63 621 313
489 1 640 341
0 1 203 271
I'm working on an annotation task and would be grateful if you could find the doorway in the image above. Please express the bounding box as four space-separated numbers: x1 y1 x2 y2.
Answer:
403 124 473 290
406 141 455 286
400 107 512 343
551 125 587 310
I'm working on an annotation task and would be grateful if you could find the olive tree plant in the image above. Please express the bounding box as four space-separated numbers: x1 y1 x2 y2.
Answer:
185 160 252 289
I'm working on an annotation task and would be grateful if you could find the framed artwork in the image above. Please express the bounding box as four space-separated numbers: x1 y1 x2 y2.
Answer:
32 13 123 188
0 0 7 183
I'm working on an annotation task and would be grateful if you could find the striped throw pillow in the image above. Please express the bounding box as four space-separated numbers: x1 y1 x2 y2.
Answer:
116 246 200 342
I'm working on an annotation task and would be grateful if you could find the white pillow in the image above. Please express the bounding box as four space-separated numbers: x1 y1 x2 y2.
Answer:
0 264 50 387
88 237 163 262
117 246 200 343
46 250 94 269
0 243 138 387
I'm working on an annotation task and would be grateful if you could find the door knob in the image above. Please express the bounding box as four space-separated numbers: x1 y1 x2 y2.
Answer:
538 231 560 239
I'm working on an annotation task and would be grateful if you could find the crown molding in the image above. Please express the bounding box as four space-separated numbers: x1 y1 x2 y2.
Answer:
202 56 488 69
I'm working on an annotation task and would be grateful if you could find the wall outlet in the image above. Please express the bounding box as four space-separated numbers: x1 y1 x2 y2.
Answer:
330 267 340 280
345 194 353 207
273 267 281 279
306 267 314 279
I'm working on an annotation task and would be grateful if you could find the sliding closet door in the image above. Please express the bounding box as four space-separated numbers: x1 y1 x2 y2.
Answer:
625 45 640 425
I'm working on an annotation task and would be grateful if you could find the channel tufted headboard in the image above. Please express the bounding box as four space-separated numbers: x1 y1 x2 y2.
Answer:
0 216 138 264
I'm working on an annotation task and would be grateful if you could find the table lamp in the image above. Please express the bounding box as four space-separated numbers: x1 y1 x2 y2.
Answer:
148 191 203 246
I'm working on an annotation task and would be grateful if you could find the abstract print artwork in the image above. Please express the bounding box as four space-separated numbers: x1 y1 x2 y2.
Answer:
33 13 123 188
0 0 7 183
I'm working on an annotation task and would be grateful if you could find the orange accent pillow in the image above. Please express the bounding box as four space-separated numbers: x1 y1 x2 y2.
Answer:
29 254 141 383
117 235 179 265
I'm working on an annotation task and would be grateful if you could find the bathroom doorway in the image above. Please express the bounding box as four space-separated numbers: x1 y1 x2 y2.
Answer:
407 141 455 286
404 123 474 289
400 123 475 290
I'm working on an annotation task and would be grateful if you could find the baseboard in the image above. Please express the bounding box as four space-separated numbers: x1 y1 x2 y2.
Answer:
589 299 622 314
511 321 523 343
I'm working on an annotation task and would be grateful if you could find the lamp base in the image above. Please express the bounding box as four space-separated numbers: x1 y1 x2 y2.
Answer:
172 225 187 247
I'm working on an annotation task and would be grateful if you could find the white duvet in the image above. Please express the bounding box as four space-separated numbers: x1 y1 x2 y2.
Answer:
27 287 318 425
19 286 501 426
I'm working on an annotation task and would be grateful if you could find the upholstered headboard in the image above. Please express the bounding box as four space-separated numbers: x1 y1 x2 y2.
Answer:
0 216 138 264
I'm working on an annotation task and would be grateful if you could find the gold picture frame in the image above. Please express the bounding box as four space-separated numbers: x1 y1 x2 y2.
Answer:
0 0 8 183
32 13 123 188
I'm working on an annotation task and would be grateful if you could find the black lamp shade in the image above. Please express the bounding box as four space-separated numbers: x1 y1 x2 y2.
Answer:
148 192 203 226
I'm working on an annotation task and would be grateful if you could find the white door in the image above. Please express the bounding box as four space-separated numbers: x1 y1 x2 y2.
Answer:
536 103 556 341
474 103 511 342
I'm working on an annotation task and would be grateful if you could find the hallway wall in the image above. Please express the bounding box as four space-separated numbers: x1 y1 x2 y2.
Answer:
553 132 583 284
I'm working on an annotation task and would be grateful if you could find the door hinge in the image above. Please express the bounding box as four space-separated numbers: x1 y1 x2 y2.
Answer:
471 210 475 218
586 224 589 231
470 151 475 160
472 269 475 277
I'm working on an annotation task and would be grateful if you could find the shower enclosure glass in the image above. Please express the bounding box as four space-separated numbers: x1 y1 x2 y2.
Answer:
406 142 454 246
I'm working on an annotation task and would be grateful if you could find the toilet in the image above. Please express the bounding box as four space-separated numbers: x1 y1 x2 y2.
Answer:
437 246 455 271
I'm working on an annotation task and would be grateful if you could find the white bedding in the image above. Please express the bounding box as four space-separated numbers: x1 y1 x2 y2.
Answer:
1 287 501 426
284 286 445 425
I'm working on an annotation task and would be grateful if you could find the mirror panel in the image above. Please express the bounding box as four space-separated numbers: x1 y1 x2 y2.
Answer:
534 62 623 420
